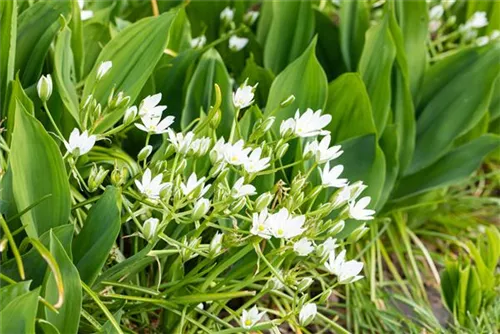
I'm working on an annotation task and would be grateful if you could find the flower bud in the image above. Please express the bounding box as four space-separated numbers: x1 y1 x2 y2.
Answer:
175 159 187 174
329 220 345 235
209 232 223 257
142 218 159 240
261 117 275 133
299 303 317 326
109 91 130 110
138 145 153 161
275 142 289 160
97 61 112 80
122 106 137 124
291 175 307 194
254 192 273 212
88 164 109 192
0 238 7 252
318 288 333 304
210 109 222 129
37 74 53 102
111 167 128 187
209 162 226 178
160 183 173 200
192 198 210 220
297 277 314 293
279 94 295 108
266 276 284 291
348 224 369 243
231 196 246 213
309 185 323 199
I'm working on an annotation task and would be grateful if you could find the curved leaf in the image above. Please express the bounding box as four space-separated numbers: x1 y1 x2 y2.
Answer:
0 280 31 309
339 0 369 71
0 288 40 333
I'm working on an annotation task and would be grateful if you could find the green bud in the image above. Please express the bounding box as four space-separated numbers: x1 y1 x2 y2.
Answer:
347 223 369 243
192 198 210 220
329 219 345 235
0 238 7 252
254 192 273 212
309 185 323 199
291 175 307 194
318 288 333 304
275 143 289 160
232 196 246 213
210 109 222 129
123 106 137 125
266 277 284 291
175 159 187 174
111 167 128 187
209 162 225 178
37 74 53 102
88 164 109 192
261 117 275 133
297 277 314 293
142 218 159 241
209 232 223 257
279 94 295 108
138 145 153 161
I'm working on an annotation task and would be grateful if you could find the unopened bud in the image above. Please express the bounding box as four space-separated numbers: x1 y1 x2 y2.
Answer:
318 288 333 304
297 277 314 293
192 198 210 220
37 74 53 102
123 106 138 124
232 196 246 213
88 164 109 192
138 145 153 161
209 162 226 178
261 117 275 133
329 220 345 235
0 238 7 252
309 185 323 199
111 167 128 187
266 276 284 291
96 61 112 80
291 175 307 194
210 109 222 129
176 160 187 174
279 94 295 108
347 223 369 243
275 143 289 159
254 192 273 212
142 218 159 240
209 232 223 257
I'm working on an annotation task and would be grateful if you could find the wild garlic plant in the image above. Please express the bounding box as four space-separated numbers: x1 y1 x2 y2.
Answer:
34 61 375 331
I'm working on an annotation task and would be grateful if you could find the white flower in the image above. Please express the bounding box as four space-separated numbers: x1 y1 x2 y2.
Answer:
322 237 338 252
292 109 331 137
64 128 96 156
138 93 167 119
443 0 456 9
181 173 209 198
429 5 444 20
229 36 249 52
268 208 305 239
429 20 442 33
244 10 259 25
135 115 175 134
325 250 364 284
491 30 500 40
196 303 204 310
96 61 112 80
191 137 211 156
224 140 251 166
280 118 296 137
192 198 210 220
190 35 207 49
319 163 347 188
333 181 367 208
466 11 488 29
299 303 317 326
210 138 227 163
349 196 376 221
251 208 272 239
209 232 223 255
220 6 234 22
135 169 170 200
37 74 53 102
78 0 94 20
168 130 195 155
294 238 314 256
231 177 256 198
241 305 265 329
304 135 343 164
244 148 270 173
476 36 489 46
233 79 256 109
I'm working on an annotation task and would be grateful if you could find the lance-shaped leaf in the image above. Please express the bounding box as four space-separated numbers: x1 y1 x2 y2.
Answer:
70 0 84 81
73 186 122 286
359 14 397 135
0 288 40 334
0 281 31 309
263 0 315 74
315 9 346 81
264 37 328 132
0 0 16 113
408 43 500 174
83 9 182 132
182 48 234 138
378 125 399 209
15 1 70 86
392 134 500 200
11 99 71 238
339 0 370 71
44 232 82 334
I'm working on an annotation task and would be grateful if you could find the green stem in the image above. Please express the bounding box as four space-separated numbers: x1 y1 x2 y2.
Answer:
43 102 65 140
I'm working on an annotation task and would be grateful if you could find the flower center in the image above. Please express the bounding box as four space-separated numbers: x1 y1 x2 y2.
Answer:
258 225 265 232
245 319 252 326
231 156 239 162
277 228 284 236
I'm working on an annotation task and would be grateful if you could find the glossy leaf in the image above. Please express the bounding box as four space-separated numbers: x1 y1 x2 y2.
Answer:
263 0 315 74
73 186 122 286
409 43 500 174
339 0 370 71
0 280 31 309
0 0 16 113
44 232 82 334
359 14 397 135
11 98 71 238
392 134 500 200
0 288 40 333
83 9 182 132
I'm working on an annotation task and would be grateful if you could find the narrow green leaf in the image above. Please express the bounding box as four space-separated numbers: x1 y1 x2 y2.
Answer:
263 0 315 74
11 98 71 238
378 125 399 209
73 186 122 286
0 287 40 334
0 0 16 114
339 0 370 71
70 0 84 81
43 232 82 334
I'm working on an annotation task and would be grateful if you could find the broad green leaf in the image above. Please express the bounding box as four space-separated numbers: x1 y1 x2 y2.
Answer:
314 9 346 81
15 1 70 86
38 320 61 334
392 134 500 200
339 0 370 71
83 9 182 132
409 43 500 174
0 0 16 113
359 14 397 135
263 0 315 74
488 76 500 121
82 22 111 78
53 25 80 125
182 48 234 138
454 112 489 146
11 99 71 238
378 125 399 209
395 0 428 101
0 288 40 334
256 0 273 46
70 0 84 81
44 232 82 334
0 280 31 309
73 186 122 286
324 73 375 143
264 37 328 131
185 0 229 42
6 76 33 145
